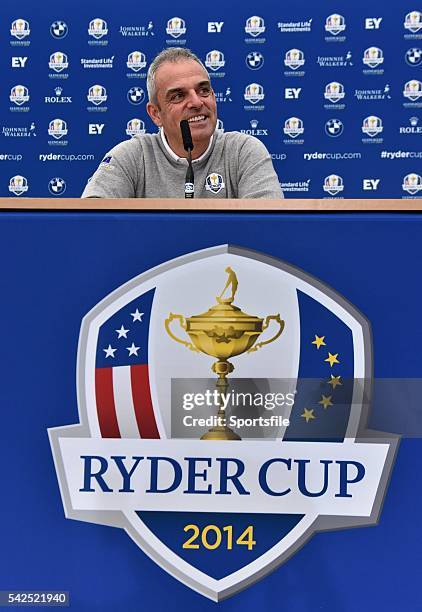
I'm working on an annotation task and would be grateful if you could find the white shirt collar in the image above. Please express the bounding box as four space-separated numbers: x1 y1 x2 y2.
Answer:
160 127 214 164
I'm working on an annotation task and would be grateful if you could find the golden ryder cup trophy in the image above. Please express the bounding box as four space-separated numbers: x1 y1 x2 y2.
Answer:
164 268 285 440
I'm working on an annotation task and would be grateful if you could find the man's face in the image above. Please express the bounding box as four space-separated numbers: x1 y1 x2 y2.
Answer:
147 59 217 157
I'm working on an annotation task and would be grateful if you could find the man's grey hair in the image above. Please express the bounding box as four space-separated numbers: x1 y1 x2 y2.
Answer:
146 48 209 105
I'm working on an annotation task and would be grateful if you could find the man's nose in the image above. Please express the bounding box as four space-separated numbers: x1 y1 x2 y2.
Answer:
186 90 202 107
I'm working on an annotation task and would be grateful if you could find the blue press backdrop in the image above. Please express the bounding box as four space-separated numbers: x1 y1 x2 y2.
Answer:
0 0 421 199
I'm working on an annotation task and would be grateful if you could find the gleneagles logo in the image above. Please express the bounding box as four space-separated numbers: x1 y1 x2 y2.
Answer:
49 245 398 601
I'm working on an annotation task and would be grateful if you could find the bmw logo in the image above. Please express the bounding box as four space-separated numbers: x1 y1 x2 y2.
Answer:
127 87 145 105
405 48 422 67
50 20 68 39
325 118 344 137
48 177 67 195
246 51 264 70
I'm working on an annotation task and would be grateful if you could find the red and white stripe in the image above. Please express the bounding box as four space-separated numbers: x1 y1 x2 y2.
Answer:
95 364 160 439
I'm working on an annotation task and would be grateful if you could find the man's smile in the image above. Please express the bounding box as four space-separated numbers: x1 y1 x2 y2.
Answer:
187 115 207 124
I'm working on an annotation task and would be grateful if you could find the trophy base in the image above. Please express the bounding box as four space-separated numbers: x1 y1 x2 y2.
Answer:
201 426 241 441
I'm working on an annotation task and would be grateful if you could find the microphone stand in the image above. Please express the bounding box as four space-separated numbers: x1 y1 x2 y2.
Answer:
180 119 194 198
184 147 194 199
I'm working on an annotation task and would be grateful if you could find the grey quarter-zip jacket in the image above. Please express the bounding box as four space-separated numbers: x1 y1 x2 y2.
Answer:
81 130 283 199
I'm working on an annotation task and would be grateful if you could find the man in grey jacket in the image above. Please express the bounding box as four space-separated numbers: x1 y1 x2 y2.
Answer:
82 48 283 199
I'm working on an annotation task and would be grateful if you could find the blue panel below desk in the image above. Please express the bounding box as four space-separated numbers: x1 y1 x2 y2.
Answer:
0 212 420 611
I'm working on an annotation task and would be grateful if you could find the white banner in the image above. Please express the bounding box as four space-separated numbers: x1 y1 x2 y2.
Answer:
57 438 390 516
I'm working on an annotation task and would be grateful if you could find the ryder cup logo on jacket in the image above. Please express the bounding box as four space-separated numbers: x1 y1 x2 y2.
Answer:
205 50 225 71
126 118 146 137
324 82 345 103
87 85 107 105
9 175 28 195
205 173 225 193
363 47 384 68
10 85 29 106
49 245 397 601
325 14 346 36
244 83 264 104
245 16 265 37
166 17 186 38
88 18 108 39
11 19 30 40
127 51 147 72
284 49 305 70
48 118 68 139
49 52 69 73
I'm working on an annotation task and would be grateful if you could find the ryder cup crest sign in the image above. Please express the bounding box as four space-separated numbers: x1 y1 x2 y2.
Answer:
284 49 305 70
404 11 422 34
244 83 264 104
245 16 265 37
8 174 28 195
205 50 225 71
127 51 147 72
87 85 107 105
324 174 344 195
402 173 422 195
324 82 345 103
48 118 68 140
126 118 146 137
88 18 108 39
10 85 29 106
362 115 383 137
10 19 30 40
284 117 304 139
49 52 69 73
325 14 346 36
363 47 384 68
49 246 397 601
166 17 186 38
403 79 422 101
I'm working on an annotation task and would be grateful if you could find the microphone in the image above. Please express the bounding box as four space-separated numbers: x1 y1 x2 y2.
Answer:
180 120 194 199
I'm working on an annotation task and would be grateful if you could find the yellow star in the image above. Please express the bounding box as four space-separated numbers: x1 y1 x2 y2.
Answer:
312 335 326 349
328 375 342 389
301 408 316 423
325 352 340 367
319 395 333 409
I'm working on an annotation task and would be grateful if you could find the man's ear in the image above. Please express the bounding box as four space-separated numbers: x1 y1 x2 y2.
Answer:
146 102 161 127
